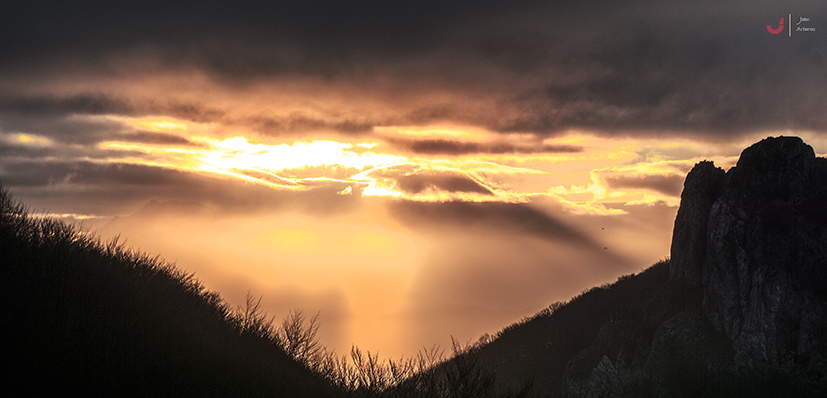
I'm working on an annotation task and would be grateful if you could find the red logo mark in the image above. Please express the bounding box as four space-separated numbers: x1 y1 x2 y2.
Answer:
767 17 784 34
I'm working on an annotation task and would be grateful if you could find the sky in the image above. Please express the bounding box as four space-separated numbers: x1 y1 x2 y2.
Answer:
1 0 826 358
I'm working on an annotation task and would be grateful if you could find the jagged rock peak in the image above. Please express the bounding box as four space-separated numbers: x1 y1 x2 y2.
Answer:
670 136 823 286
671 135 827 372
670 161 724 285
736 136 814 171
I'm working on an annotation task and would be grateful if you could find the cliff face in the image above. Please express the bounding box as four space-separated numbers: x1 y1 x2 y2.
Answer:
693 137 827 372
671 136 827 373
562 136 827 397
669 160 725 286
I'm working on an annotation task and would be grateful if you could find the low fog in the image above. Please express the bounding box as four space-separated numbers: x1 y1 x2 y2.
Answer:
93 193 675 358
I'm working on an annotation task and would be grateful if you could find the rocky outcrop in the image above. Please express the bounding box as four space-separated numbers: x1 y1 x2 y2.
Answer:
561 136 827 396
670 161 725 286
698 136 827 373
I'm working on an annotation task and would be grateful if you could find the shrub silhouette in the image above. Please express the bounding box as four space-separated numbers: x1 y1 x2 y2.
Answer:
1 184 528 397
272 307 529 397
0 185 336 396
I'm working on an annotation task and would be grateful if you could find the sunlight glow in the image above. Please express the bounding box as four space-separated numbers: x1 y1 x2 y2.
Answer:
192 137 405 172
346 231 400 254
16 134 51 145
136 120 188 131
96 119 708 209
268 229 320 253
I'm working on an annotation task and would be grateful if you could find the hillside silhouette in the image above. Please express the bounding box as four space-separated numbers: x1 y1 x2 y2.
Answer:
0 186 337 396
0 185 531 397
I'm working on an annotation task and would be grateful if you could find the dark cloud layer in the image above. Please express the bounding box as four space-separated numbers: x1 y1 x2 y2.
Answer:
246 113 377 136
398 139 583 155
0 1 536 65
0 160 360 216
389 200 612 251
0 94 225 123
117 131 203 147
2 0 825 138
0 112 124 144
0 94 376 137
0 94 133 116
605 174 685 197
0 160 219 196
389 200 562 232
0 142 54 159
367 166 494 195
396 173 493 195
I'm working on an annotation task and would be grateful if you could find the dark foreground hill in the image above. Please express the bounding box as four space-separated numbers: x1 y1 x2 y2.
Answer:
457 136 827 397
0 188 338 396
0 184 532 398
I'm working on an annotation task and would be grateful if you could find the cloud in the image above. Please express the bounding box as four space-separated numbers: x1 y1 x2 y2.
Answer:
368 166 493 196
0 93 225 122
389 200 593 244
395 138 583 155
116 131 204 146
0 141 54 159
604 174 685 197
0 160 208 193
242 113 377 136
0 1 538 68
0 93 385 137
3 0 826 140
0 93 134 116
0 160 360 216
0 113 123 145
0 97 219 150
397 173 492 195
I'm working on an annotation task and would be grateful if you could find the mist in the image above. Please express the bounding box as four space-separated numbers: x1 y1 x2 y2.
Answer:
91 193 675 358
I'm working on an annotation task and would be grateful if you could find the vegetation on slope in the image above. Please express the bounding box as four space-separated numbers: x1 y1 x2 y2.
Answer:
456 259 672 394
0 185 337 396
0 185 531 397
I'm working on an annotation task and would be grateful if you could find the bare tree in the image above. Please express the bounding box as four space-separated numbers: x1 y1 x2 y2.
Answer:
278 309 324 367
236 291 277 339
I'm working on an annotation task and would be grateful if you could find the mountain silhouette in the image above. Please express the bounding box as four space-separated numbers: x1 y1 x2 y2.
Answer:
456 136 827 397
